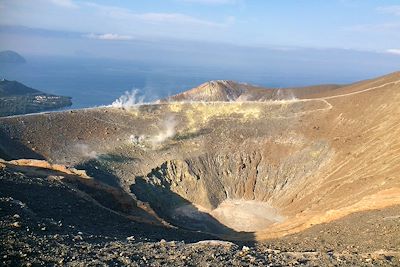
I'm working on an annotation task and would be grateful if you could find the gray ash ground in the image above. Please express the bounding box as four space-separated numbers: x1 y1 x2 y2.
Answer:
1 168 399 266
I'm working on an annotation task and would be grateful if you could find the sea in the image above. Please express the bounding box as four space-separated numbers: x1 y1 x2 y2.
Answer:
0 55 389 109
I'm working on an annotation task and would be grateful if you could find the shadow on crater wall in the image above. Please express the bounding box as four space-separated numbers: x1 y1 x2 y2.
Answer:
0 128 45 160
0 170 220 243
131 175 255 241
75 152 139 188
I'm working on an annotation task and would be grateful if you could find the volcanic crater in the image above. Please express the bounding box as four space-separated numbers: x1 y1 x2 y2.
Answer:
1 72 400 243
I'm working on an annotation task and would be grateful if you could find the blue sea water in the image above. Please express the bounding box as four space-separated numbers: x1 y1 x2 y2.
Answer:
0 55 393 109
1 56 216 108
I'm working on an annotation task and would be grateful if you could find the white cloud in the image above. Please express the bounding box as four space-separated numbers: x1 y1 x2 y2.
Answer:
49 0 78 9
344 23 400 33
386 49 400 55
84 2 232 28
0 0 235 43
85 33 133 41
134 13 226 27
179 0 238 5
377 5 400 16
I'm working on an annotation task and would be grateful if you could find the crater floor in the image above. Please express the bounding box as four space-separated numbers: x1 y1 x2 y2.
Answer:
207 200 285 232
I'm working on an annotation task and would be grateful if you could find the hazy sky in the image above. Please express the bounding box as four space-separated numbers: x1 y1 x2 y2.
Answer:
0 0 400 54
1 0 400 103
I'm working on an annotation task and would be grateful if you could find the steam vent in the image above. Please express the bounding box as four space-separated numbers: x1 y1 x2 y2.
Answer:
1 73 400 265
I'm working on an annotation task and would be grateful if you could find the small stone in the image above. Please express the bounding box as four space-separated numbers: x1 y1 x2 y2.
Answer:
248 255 256 263
41 227 46 231
10 221 21 228
242 246 250 252
126 236 135 241
73 235 83 241
13 214 20 219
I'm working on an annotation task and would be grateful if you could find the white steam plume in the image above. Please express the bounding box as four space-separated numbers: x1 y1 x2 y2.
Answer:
129 116 177 148
74 144 98 159
273 88 297 101
111 89 145 108
150 116 177 146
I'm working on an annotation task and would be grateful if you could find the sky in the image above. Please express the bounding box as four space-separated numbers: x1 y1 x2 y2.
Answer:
0 0 400 101
0 0 400 54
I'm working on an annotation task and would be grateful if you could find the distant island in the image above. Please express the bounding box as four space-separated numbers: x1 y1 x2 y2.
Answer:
0 50 26 64
0 79 72 116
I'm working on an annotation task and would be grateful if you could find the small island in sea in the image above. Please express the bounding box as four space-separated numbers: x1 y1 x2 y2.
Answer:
0 50 26 64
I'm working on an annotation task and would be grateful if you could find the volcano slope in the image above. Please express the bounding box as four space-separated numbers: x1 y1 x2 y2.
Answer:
1 72 400 266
